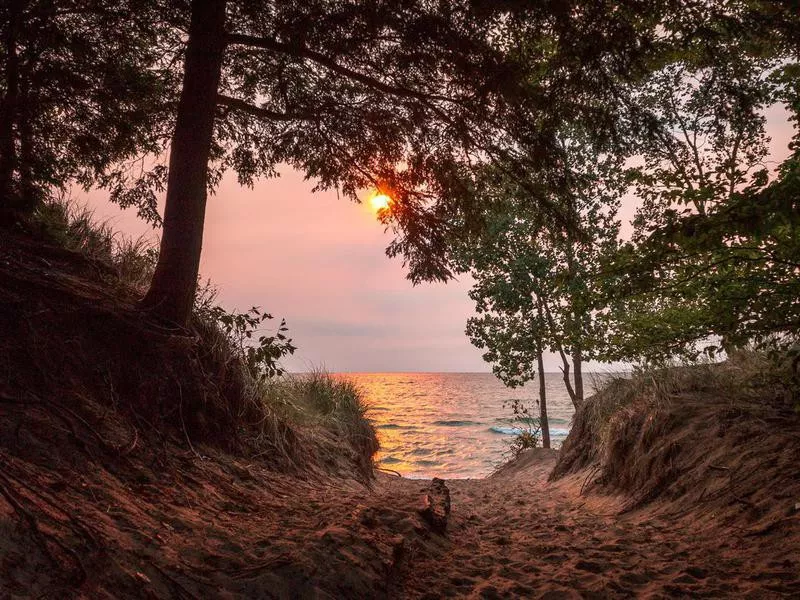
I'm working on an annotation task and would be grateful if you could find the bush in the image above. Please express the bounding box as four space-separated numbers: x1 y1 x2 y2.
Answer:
194 280 296 380
507 398 542 458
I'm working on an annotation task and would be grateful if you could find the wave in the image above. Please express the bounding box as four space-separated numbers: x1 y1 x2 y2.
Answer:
375 423 417 430
431 420 482 427
493 416 571 426
489 426 571 437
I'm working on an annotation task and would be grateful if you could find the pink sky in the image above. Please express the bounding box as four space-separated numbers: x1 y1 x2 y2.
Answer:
84 105 795 373
86 171 490 372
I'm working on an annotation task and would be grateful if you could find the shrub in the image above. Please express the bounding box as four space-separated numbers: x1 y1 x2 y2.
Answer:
507 397 542 458
194 280 296 380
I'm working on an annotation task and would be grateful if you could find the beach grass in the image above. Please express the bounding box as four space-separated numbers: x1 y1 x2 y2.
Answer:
26 198 379 478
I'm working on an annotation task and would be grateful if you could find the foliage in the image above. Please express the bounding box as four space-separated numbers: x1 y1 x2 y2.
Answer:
459 130 625 405
0 0 178 222
194 283 296 381
121 0 687 327
416 2 799 373
507 397 541 459
600 50 799 362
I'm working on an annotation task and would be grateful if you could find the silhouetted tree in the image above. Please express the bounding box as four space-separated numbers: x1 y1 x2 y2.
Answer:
0 0 176 224
602 50 799 361
140 0 673 326
461 133 624 410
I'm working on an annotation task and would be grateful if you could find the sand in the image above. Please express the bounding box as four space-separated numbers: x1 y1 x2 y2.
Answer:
380 449 800 598
2 406 800 599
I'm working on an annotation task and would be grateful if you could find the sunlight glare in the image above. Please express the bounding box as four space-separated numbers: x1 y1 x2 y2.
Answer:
370 193 392 212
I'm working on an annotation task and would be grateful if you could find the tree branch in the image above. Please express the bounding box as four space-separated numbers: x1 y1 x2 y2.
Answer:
225 33 454 104
216 94 315 121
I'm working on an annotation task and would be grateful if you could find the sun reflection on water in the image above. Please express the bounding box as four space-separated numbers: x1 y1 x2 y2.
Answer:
334 372 578 479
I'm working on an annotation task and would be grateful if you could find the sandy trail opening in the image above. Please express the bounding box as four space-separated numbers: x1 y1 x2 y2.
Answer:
378 449 799 599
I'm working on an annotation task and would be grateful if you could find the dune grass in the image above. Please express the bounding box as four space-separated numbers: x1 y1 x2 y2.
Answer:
552 350 800 498
263 372 379 476
33 196 158 290
583 351 797 453
25 197 379 478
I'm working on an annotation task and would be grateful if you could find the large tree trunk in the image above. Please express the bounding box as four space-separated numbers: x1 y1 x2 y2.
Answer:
0 0 22 221
537 348 550 449
140 0 227 326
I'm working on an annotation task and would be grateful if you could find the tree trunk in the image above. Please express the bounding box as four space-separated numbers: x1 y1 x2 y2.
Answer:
0 0 22 220
540 298 579 408
17 55 36 213
572 344 584 404
140 0 227 326
537 348 550 449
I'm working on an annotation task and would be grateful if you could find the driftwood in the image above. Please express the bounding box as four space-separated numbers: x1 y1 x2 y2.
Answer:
419 477 451 533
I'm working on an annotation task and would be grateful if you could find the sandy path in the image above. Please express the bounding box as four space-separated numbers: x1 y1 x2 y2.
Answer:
376 450 799 599
2 435 798 598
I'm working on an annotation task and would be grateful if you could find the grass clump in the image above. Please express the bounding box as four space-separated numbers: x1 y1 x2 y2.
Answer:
32 196 158 290
11 197 379 480
263 372 379 477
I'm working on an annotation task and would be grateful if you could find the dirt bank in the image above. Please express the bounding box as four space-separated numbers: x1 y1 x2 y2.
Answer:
2 231 799 598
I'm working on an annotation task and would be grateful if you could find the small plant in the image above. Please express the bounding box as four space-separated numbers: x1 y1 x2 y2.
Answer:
507 398 542 458
194 282 296 380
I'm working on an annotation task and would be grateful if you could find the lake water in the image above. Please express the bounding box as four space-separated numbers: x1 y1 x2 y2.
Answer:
334 372 593 479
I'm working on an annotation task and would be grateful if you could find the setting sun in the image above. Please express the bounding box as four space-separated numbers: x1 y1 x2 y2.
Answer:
369 193 392 212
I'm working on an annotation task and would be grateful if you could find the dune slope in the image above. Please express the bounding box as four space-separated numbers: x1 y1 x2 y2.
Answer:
1 231 799 598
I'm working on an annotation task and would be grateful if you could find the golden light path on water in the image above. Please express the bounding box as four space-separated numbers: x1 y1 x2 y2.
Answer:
334 372 588 479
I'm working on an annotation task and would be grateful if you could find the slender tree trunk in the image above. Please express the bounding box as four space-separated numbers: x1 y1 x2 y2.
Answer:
572 344 584 404
140 0 227 326
540 297 579 408
0 0 22 220
537 348 550 449
17 58 36 212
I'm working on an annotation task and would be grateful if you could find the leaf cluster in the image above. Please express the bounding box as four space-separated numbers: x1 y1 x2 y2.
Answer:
194 285 296 380
0 0 179 219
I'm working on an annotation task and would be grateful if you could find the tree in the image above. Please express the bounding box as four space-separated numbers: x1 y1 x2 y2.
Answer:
461 133 625 415
0 0 176 223
137 0 677 326
601 51 798 361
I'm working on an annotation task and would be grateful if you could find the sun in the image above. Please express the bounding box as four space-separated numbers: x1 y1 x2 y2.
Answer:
369 193 392 212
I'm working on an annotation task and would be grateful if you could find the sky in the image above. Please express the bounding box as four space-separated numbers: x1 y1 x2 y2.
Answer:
83 105 796 374
86 172 498 373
